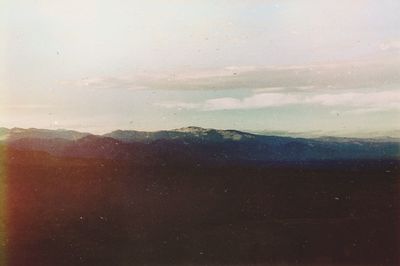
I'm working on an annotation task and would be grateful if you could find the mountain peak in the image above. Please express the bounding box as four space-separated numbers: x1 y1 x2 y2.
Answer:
174 126 210 133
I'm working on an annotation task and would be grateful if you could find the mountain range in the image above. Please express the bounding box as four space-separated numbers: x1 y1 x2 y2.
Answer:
1 126 399 162
2 126 399 265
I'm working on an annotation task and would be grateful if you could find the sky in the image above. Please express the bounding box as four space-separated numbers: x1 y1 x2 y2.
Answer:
0 0 399 136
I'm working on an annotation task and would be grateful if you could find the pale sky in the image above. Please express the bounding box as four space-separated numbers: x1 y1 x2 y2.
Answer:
0 0 399 136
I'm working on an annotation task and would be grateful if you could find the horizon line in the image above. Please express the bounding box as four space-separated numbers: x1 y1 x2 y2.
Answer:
1 125 399 140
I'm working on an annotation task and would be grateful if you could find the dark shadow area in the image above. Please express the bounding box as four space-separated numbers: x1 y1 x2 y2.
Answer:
3 147 399 266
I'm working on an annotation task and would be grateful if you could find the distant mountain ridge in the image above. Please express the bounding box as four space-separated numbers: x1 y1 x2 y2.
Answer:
0 127 91 141
104 126 257 143
1 126 399 162
1 126 399 143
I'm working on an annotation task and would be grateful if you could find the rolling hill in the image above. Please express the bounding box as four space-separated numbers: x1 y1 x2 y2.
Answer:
1 127 399 162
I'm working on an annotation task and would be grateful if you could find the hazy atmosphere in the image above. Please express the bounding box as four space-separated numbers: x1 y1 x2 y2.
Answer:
1 2 399 266
1 0 399 136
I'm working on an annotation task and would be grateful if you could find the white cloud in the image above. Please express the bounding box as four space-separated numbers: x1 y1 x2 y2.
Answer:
203 93 300 110
158 90 400 113
65 56 400 92
155 102 201 110
0 104 56 110
379 40 400 51
252 87 286 93
344 107 395 115
306 90 400 108
64 77 149 90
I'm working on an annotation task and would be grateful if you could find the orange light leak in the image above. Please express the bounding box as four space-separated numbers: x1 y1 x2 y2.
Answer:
0 145 8 265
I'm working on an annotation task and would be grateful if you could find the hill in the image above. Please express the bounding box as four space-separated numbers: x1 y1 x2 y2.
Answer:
2 127 399 162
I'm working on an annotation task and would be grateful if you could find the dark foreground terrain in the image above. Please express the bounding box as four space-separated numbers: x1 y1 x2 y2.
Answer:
3 147 399 266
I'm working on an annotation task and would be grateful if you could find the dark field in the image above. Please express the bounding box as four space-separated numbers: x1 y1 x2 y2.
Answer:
4 149 400 266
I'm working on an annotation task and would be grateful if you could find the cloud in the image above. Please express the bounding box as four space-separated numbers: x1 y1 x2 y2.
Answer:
379 40 400 52
64 77 149 90
158 90 400 113
65 56 400 92
0 104 56 110
155 102 201 110
306 90 400 107
203 93 300 110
